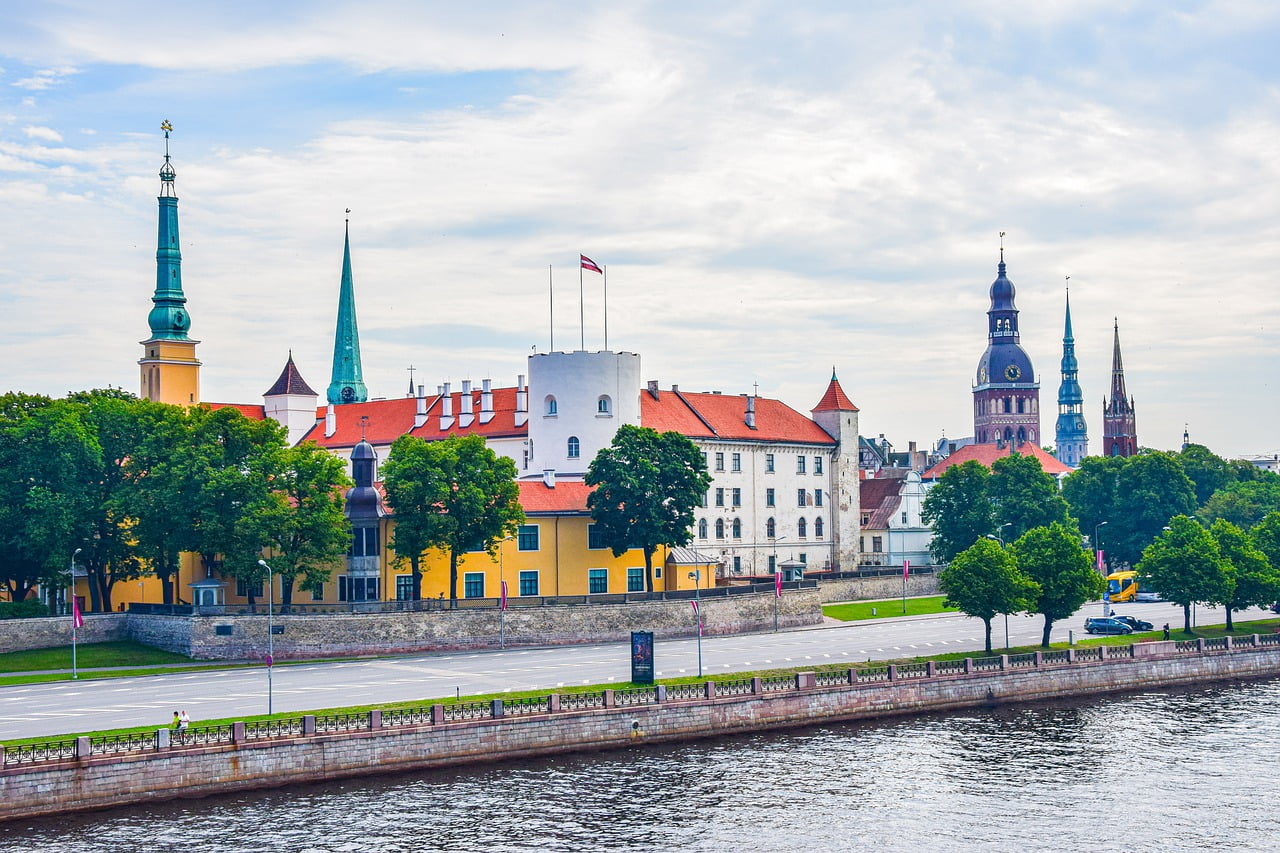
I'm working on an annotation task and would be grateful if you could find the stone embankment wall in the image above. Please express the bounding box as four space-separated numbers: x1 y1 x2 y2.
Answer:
3 639 1278 823
0 614 127 655
816 573 938 603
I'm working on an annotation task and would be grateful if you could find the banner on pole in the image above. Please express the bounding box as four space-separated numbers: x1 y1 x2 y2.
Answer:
775 571 783 598
500 580 508 611
903 559 910 581
71 596 84 629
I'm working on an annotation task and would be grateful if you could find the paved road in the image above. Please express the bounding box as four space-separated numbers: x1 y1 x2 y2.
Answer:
0 600 1267 740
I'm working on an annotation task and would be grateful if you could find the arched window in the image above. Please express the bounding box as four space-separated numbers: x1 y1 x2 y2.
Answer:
1004 427 1013 443
798 517 808 538
815 517 824 538
1017 397 1025 414
698 519 707 539
1017 427 1026 444
545 395 557 416
715 519 725 539
766 517 776 538
732 518 742 538
597 395 612 415
567 436 580 458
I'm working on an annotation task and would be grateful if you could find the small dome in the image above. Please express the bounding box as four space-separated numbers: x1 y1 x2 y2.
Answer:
989 261 1016 311
351 439 376 461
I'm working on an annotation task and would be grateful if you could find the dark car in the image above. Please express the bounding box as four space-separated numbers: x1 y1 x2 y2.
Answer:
1084 617 1134 635
1111 615 1153 632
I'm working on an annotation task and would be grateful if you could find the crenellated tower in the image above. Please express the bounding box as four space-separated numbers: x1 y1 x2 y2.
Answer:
1102 320 1138 456
327 216 369 405
972 240 1040 446
1054 287 1088 466
139 121 201 406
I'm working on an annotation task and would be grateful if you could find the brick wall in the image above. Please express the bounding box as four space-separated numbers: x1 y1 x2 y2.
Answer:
0 614 127 655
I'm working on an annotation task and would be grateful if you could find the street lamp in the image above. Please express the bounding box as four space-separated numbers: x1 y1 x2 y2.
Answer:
257 559 274 714
688 569 703 677
70 548 82 680
1094 520 1111 617
771 537 788 632
985 531 1012 650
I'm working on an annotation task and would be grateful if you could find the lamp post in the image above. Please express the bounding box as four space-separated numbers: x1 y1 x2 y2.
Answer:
257 559 274 714
1095 520 1110 617
986 527 1012 649
70 548 82 680
688 568 703 677
771 538 787 632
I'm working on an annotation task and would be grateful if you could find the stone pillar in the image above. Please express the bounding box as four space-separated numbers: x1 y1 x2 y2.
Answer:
1224 636 1233 650
369 710 382 729
1034 652 1043 666
655 686 667 702
887 665 897 681
303 715 316 735
603 689 615 708
963 658 973 673
751 677 763 695
999 655 1009 670
431 704 445 724
232 721 246 743
76 736 90 759
1067 648 1076 663
926 661 936 677
704 682 717 699
1197 638 1206 652
797 672 816 690
549 694 562 713
490 699 505 718
157 728 170 749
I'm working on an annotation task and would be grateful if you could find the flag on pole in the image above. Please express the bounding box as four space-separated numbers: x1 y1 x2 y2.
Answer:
1096 549 1105 572
71 596 84 629
500 580 508 612
775 571 783 598
690 599 699 617
903 559 910 581
580 254 602 274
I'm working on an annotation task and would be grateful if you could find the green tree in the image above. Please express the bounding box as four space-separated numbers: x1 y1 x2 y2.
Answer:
1062 455 1124 552
257 442 353 609
1110 452 1196 567
1011 522 1104 647
938 538 1037 653
1209 519 1280 631
922 460 992 564
989 452 1073 541
382 434 523 603
1177 443 1237 506
585 425 713 593
1251 511 1280 574
119 399 191 604
1137 515 1230 634
1199 479 1280 529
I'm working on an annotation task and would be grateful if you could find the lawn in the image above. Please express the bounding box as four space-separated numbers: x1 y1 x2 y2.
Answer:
0 640 192 674
823 595 957 621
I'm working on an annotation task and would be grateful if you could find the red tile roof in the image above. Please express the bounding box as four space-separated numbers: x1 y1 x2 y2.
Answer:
297 387 527 450
263 355 318 397
518 479 593 514
812 373 858 412
859 476 903 512
204 402 266 420
641 390 835 445
922 442 1073 479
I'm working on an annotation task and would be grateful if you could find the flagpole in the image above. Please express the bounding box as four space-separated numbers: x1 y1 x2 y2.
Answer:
603 264 608 351
69 548 81 680
549 264 554 352
579 261 585 350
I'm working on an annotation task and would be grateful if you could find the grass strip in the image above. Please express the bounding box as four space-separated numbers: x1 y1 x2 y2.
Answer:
823 596 957 621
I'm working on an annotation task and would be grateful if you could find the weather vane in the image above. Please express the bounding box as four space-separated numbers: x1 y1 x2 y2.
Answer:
359 415 369 440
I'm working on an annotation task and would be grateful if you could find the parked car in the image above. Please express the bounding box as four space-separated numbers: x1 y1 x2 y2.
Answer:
1084 617 1134 635
1111 615 1153 632
1135 591 1165 603
1270 602 1280 614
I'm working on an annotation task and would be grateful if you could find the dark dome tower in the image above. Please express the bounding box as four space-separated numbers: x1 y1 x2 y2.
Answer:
973 244 1041 447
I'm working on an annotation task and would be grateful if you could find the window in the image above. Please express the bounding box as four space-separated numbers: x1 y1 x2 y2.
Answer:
588 524 607 550
236 577 264 599
814 456 823 475
310 584 325 602
766 488 775 507
815 517 824 538
814 489 823 507
627 567 645 592
798 517 808 538
715 519 725 539
545 395 558 416
519 570 539 597
872 536 883 552
797 456 807 474
732 518 742 538
765 454 775 473
698 519 708 539
861 513 871 525
733 556 741 573
799 553 807 564
731 488 741 507
797 488 807 507
766 517 776 538
701 490 708 508
768 555 777 572
517 524 540 551
901 512 908 524
588 569 608 594
655 567 662 579
339 576 379 602
395 575 415 601
731 453 741 472
567 436 580 458
597 395 612 415
349 526 379 556
464 572 485 599
715 488 725 507
715 452 725 471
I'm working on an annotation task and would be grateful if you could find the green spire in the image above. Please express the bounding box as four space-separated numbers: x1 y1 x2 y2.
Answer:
327 215 368 405
146 120 191 340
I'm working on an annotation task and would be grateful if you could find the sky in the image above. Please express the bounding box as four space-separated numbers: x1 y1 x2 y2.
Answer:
1 1 1277 459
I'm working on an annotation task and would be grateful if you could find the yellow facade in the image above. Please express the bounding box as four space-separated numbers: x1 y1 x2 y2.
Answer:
139 338 201 406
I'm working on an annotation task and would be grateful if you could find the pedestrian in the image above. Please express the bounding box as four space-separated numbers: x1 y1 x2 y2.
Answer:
1163 623 1171 641
171 711 180 731
179 709 190 732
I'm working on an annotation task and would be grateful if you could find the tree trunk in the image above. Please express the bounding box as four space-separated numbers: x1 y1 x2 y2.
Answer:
1225 606 1234 632
449 549 459 606
160 566 173 605
280 576 294 613
410 556 422 601
87 561 103 612
1041 614 1053 648
983 617 993 654
1183 603 1193 634
644 547 655 594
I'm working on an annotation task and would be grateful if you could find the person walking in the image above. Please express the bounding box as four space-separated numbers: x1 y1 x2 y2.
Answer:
1163 623 1171 641
179 709 190 732
171 711 180 731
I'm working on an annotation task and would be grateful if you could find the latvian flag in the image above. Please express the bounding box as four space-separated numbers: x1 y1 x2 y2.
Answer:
690 599 700 617
580 254 603 274
72 596 84 629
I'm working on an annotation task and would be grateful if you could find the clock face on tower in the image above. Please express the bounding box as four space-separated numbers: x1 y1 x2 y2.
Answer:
978 366 988 384
1004 364 1022 381
173 309 187 329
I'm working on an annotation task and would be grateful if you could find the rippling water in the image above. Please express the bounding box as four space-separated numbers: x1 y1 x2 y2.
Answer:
5 678 1278 852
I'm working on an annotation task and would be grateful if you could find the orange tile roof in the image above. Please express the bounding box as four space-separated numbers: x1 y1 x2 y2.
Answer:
812 374 858 412
641 390 835 445
204 402 266 420
518 479 593 514
296 387 527 450
922 441 1073 479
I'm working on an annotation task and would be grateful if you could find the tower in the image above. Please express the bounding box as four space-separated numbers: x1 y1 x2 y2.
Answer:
1102 320 1138 457
811 369 861 570
263 352 319 446
1054 288 1088 466
972 243 1040 446
327 216 368 405
139 121 201 406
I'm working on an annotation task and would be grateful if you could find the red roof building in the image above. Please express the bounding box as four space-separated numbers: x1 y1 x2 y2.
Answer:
922 441 1073 479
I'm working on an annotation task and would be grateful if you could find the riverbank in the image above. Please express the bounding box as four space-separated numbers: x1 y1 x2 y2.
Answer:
3 634 1277 823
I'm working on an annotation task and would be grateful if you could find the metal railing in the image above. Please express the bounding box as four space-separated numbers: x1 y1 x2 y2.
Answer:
90 732 155 755
382 706 434 728
559 692 606 711
1008 653 1037 668
175 724 235 746
3 739 77 766
244 718 305 740
971 656 1003 672
815 669 853 687
857 666 890 683
613 687 658 707
442 701 492 723
717 678 755 696
504 696 551 717
315 713 369 734
1041 650 1070 665
934 659 967 675
1074 647 1103 662
895 662 930 679
760 675 795 693
665 683 704 701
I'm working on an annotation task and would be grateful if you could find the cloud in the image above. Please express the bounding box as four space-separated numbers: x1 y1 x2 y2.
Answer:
22 125 61 142
10 65 76 90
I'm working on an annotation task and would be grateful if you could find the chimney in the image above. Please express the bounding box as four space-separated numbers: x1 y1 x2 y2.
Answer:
459 380 474 427
325 404 336 438
909 441 917 453
480 378 494 423
745 395 756 430
439 383 454 430
647 380 660 400
515 374 528 427
542 468 556 488
414 384 428 428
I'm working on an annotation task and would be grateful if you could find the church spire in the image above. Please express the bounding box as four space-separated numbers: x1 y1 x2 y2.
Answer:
327 212 368 406
1102 319 1138 457
1054 282 1087 466
146 120 191 342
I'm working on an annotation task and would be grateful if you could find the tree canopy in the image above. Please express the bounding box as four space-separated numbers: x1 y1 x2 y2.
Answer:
1011 522 1103 647
1137 514 1230 634
922 460 992 564
938 537 1037 653
1199 479 1280 529
1108 452 1197 568
989 452 1074 541
585 425 712 593
1209 519 1280 631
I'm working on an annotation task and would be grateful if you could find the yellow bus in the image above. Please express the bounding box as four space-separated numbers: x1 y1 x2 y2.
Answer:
1105 570 1138 603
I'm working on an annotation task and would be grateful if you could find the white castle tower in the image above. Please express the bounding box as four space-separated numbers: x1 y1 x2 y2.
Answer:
526 350 642 478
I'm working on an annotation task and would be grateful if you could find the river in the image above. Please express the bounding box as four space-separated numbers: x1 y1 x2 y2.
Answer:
3 677 1277 852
